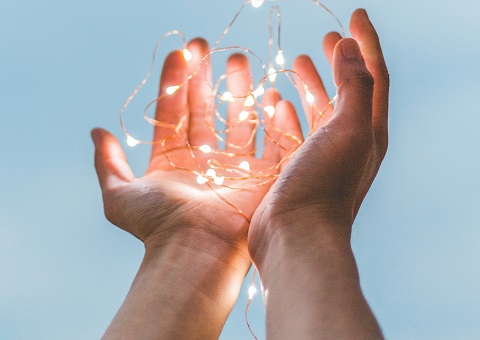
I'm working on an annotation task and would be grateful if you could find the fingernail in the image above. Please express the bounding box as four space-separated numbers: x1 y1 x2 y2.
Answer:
341 39 362 61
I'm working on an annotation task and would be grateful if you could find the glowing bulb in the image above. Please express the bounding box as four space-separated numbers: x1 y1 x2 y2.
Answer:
305 90 315 104
268 67 277 83
166 85 180 95
214 176 225 185
253 85 264 98
244 95 255 107
221 91 235 102
275 50 285 66
239 110 250 121
183 48 193 61
197 174 207 185
206 168 216 178
199 144 212 153
239 161 251 172
126 135 140 147
251 0 264 8
248 285 257 300
264 105 276 118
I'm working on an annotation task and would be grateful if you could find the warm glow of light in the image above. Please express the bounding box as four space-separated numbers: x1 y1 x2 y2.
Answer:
268 67 277 83
206 168 216 178
264 105 276 118
183 48 193 61
248 285 257 300
199 144 212 153
221 91 235 102
239 110 250 121
126 135 140 147
251 0 264 8
275 50 285 66
197 174 207 185
239 161 251 172
253 85 265 98
166 85 180 95
244 95 255 107
214 176 225 185
305 90 315 104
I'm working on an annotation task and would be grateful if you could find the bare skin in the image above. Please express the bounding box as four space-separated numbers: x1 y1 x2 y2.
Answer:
248 9 389 339
92 38 301 338
92 8 389 340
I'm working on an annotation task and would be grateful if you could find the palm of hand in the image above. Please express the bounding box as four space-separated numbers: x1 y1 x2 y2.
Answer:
112 149 275 246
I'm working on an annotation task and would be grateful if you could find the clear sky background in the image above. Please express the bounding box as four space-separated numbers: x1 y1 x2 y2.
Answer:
1 0 479 338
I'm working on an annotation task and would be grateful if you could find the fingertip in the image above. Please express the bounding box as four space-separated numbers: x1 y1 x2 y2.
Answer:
165 49 188 68
262 88 281 105
187 37 210 67
323 32 342 65
227 53 249 70
292 54 312 71
350 8 378 42
187 37 209 51
91 128 101 145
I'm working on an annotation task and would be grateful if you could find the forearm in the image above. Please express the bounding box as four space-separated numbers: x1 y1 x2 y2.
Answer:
255 221 383 340
103 229 250 340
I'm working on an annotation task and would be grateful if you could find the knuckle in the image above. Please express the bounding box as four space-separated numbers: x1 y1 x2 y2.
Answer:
354 70 375 89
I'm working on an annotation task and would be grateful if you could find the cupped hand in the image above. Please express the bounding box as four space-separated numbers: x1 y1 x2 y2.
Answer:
92 38 301 269
249 9 389 262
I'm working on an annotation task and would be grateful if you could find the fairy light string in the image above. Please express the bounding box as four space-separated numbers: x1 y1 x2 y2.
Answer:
119 0 344 338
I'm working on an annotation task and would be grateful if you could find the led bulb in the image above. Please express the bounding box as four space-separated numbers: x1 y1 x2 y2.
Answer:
183 48 193 61
206 168 216 178
214 176 225 186
239 110 250 121
264 105 276 118
244 95 255 107
197 174 207 185
221 91 235 102
239 161 251 172
166 85 180 95
275 50 285 66
251 0 264 8
248 285 257 300
305 90 315 104
199 144 212 153
126 135 140 147
268 67 277 83
253 85 265 98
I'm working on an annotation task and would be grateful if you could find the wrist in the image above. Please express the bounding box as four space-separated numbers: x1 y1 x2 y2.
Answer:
249 209 353 272
105 220 251 339
143 219 252 305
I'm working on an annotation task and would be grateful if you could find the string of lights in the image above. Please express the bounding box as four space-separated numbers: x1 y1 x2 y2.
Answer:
119 0 344 337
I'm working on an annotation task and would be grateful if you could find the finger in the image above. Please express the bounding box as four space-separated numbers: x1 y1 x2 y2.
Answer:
187 38 216 147
151 50 190 159
350 9 389 155
331 38 374 133
323 31 342 66
292 55 333 130
273 100 304 169
91 128 135 193
225 53 254 153
261 88 282 162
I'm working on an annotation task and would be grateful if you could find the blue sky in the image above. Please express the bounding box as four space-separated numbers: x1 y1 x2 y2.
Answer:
1 0 479 338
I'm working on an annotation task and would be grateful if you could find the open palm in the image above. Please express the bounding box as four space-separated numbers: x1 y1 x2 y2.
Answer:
92 38 300 265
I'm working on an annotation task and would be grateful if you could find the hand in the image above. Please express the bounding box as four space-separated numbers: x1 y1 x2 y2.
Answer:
92 38 301 339
247 9 389 339
249 8 389 260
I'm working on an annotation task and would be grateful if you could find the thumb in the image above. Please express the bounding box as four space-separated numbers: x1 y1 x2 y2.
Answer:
332 38 374 129
91 128 135 192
